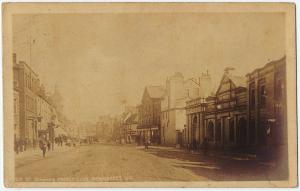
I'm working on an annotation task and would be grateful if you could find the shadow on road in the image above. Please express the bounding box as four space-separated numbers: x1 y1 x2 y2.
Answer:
144 147 288 181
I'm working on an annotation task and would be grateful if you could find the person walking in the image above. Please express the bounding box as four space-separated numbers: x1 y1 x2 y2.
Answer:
47 141 51 151
39 139 47 158
144 137 149 150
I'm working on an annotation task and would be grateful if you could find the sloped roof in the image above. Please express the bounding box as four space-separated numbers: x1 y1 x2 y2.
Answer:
146 86 165 99
228 75 247 88
126 113 138 123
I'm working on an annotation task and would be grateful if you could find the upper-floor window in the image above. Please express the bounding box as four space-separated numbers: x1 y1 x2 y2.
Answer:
259 85 266 107
250 89 255 109
275 79 284 100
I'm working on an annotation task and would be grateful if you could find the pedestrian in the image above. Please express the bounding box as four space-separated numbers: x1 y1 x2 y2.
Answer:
47 141 51 151
51 141 54 151
144 137 149 150
39 139 47 158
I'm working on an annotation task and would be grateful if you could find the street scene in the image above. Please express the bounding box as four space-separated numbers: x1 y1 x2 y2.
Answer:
11 11 288 182
15 144 287 181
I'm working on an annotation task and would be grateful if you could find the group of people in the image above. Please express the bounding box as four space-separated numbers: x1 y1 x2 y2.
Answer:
54 136 64 146
14 139 28 154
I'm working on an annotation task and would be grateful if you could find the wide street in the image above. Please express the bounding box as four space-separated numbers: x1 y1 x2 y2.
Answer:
15 144 286 182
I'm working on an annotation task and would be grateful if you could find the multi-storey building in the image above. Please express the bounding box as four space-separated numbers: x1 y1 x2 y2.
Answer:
204 68 247 148
184 72 215 148
161 72 203 146
246 56 286 148
36 92 56 141
13 54 39 148
185 68 247 149
123 112 138 143
137 86 165 145
13 89 20 142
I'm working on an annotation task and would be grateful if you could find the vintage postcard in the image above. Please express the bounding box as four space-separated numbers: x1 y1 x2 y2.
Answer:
2 3 297 188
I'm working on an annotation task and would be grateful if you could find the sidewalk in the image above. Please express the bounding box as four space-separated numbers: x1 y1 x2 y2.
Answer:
143 145 259 161
15 145 77 168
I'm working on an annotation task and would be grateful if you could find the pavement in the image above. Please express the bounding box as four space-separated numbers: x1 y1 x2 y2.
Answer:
15 143 288 182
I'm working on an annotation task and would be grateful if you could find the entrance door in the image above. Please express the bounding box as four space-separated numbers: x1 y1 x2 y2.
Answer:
237 117 247 146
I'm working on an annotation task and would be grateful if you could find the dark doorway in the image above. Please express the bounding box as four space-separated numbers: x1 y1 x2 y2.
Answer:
237 117 247 146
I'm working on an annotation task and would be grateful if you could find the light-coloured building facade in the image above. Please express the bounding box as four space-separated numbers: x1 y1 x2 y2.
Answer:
13 54 40 148
160 72 201 146
14 89 20 142
184 72 215 148
36 94 56 140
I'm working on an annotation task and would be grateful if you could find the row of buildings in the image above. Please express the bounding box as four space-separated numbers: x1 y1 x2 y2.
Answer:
121 56 286 152
13 53 64 150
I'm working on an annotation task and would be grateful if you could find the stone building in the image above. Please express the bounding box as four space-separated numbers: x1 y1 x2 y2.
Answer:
246 56 286 149
160 72 201 146
185 68 247 149
184 72 216 148
203 68 247 148
36 93 56 141
13 54 39 148
13 88 20 143
137 86 165 145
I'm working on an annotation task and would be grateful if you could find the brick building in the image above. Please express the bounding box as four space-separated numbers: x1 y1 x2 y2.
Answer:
246 56 286 148
137 86 165 145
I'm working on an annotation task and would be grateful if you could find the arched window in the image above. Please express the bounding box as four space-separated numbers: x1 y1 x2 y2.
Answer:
192 116 197 141
207 121 214 141
229 118 234 142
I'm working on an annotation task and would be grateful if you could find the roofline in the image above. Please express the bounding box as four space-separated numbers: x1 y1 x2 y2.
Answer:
16 61 39 77
246 55 286 76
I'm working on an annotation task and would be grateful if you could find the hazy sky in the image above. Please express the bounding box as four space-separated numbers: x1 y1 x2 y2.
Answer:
13 13 285 122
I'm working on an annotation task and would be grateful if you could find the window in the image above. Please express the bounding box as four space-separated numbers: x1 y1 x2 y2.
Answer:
249 119 255 144
229 118 234 142
250 89 255 109
275 79 284 100
260 85 266 107
207 121 214 141
192 116 198 141
215 119 221 141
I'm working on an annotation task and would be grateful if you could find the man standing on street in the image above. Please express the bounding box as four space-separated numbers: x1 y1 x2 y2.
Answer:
39 138 47 158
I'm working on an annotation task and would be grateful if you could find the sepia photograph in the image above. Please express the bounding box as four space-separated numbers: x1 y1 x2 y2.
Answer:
2 3 297 188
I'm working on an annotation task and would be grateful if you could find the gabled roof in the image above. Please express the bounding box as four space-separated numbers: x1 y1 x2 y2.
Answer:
126 113 138 123
146 86 165 99
216 73 247 94
228 75 247 88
